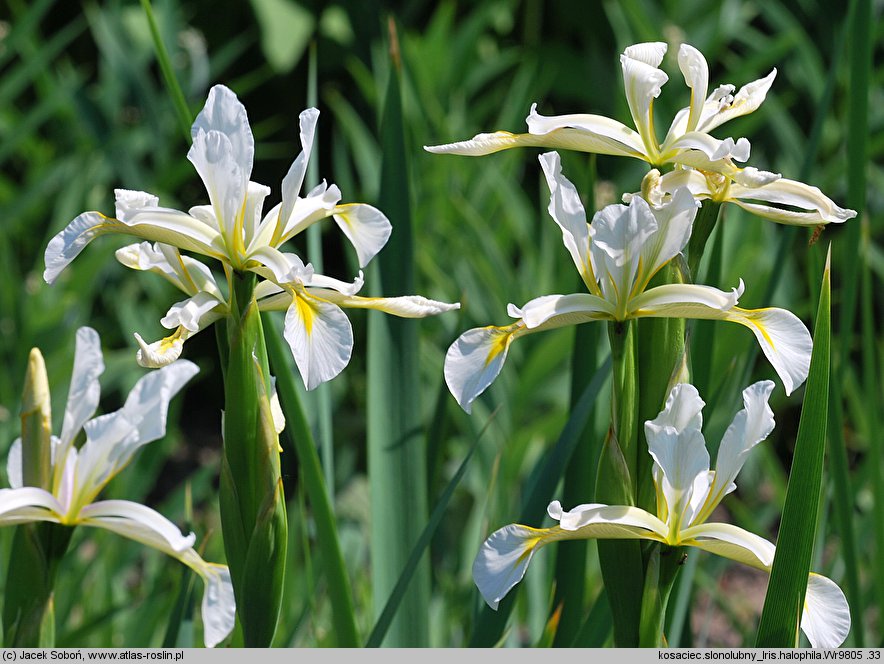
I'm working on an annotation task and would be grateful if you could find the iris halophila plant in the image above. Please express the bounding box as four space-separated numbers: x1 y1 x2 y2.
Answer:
472 381 851 648
43 84 458 645
1 327 234 647
444 151 812 413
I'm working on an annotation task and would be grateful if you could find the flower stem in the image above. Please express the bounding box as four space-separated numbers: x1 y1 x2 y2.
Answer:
686 201 722 281
218 270 287 646
597 319 643 646
639 544 683 647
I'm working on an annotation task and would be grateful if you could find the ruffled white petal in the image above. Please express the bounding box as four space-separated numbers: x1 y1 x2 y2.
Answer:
115 241 222 297
630 282 810 395
645 422 710 532
590 196 658 306
283 291 353 390
679 521 776 569
551 501 669 540
647 382 705 433
134 331 186 368
527 105 646 158
473 523 547 610
444 323 522 413
620 43 669 156
160 292 225 333
78 499 196 551
801 573 851 648
639 187 699 286
698 69 777 133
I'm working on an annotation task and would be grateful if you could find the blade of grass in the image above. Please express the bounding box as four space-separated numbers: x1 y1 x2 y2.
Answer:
304 41 335 502
365 407 499 647
365 20 430 646
468 355 611 646
755 248 831 647
140 0 192 142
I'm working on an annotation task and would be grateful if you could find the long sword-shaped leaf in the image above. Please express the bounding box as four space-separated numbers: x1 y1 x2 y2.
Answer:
468 356 611 646
755 248 831 647
366 21 430 646
365 408 498 647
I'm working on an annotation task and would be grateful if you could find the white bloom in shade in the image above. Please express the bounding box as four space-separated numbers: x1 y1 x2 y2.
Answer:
45 85 459 385
0 327 235 647
445 152 812 412
426 43 776 176
631 168 856 226
472 381 851 648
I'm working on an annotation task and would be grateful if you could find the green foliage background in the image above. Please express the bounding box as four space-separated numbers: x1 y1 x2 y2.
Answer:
0 0 881 648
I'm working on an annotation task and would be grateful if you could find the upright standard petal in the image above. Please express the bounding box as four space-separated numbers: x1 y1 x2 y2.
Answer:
590 196 657 309
538 151 595 289
620 42 668 158
59 327 105 451
695 380 775 521
677 44 710 134
279 107 320 227
283 291 353 390
645 424 710 534
75 361 200 502
187 86 254 243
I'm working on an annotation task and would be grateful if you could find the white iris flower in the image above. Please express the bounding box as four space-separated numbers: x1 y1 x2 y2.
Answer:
444 152 812 413
472 381 851 649
44 85 458 390
427 42 772 174
1 327 235 647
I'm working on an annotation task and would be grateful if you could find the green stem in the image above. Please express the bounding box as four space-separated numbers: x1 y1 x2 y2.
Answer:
218 270 287 647
597 320 643 647
686 201 723 281
263 315 360 647
639 544 682 647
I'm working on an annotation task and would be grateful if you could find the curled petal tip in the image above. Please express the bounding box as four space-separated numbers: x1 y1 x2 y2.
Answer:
134 332 184 369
